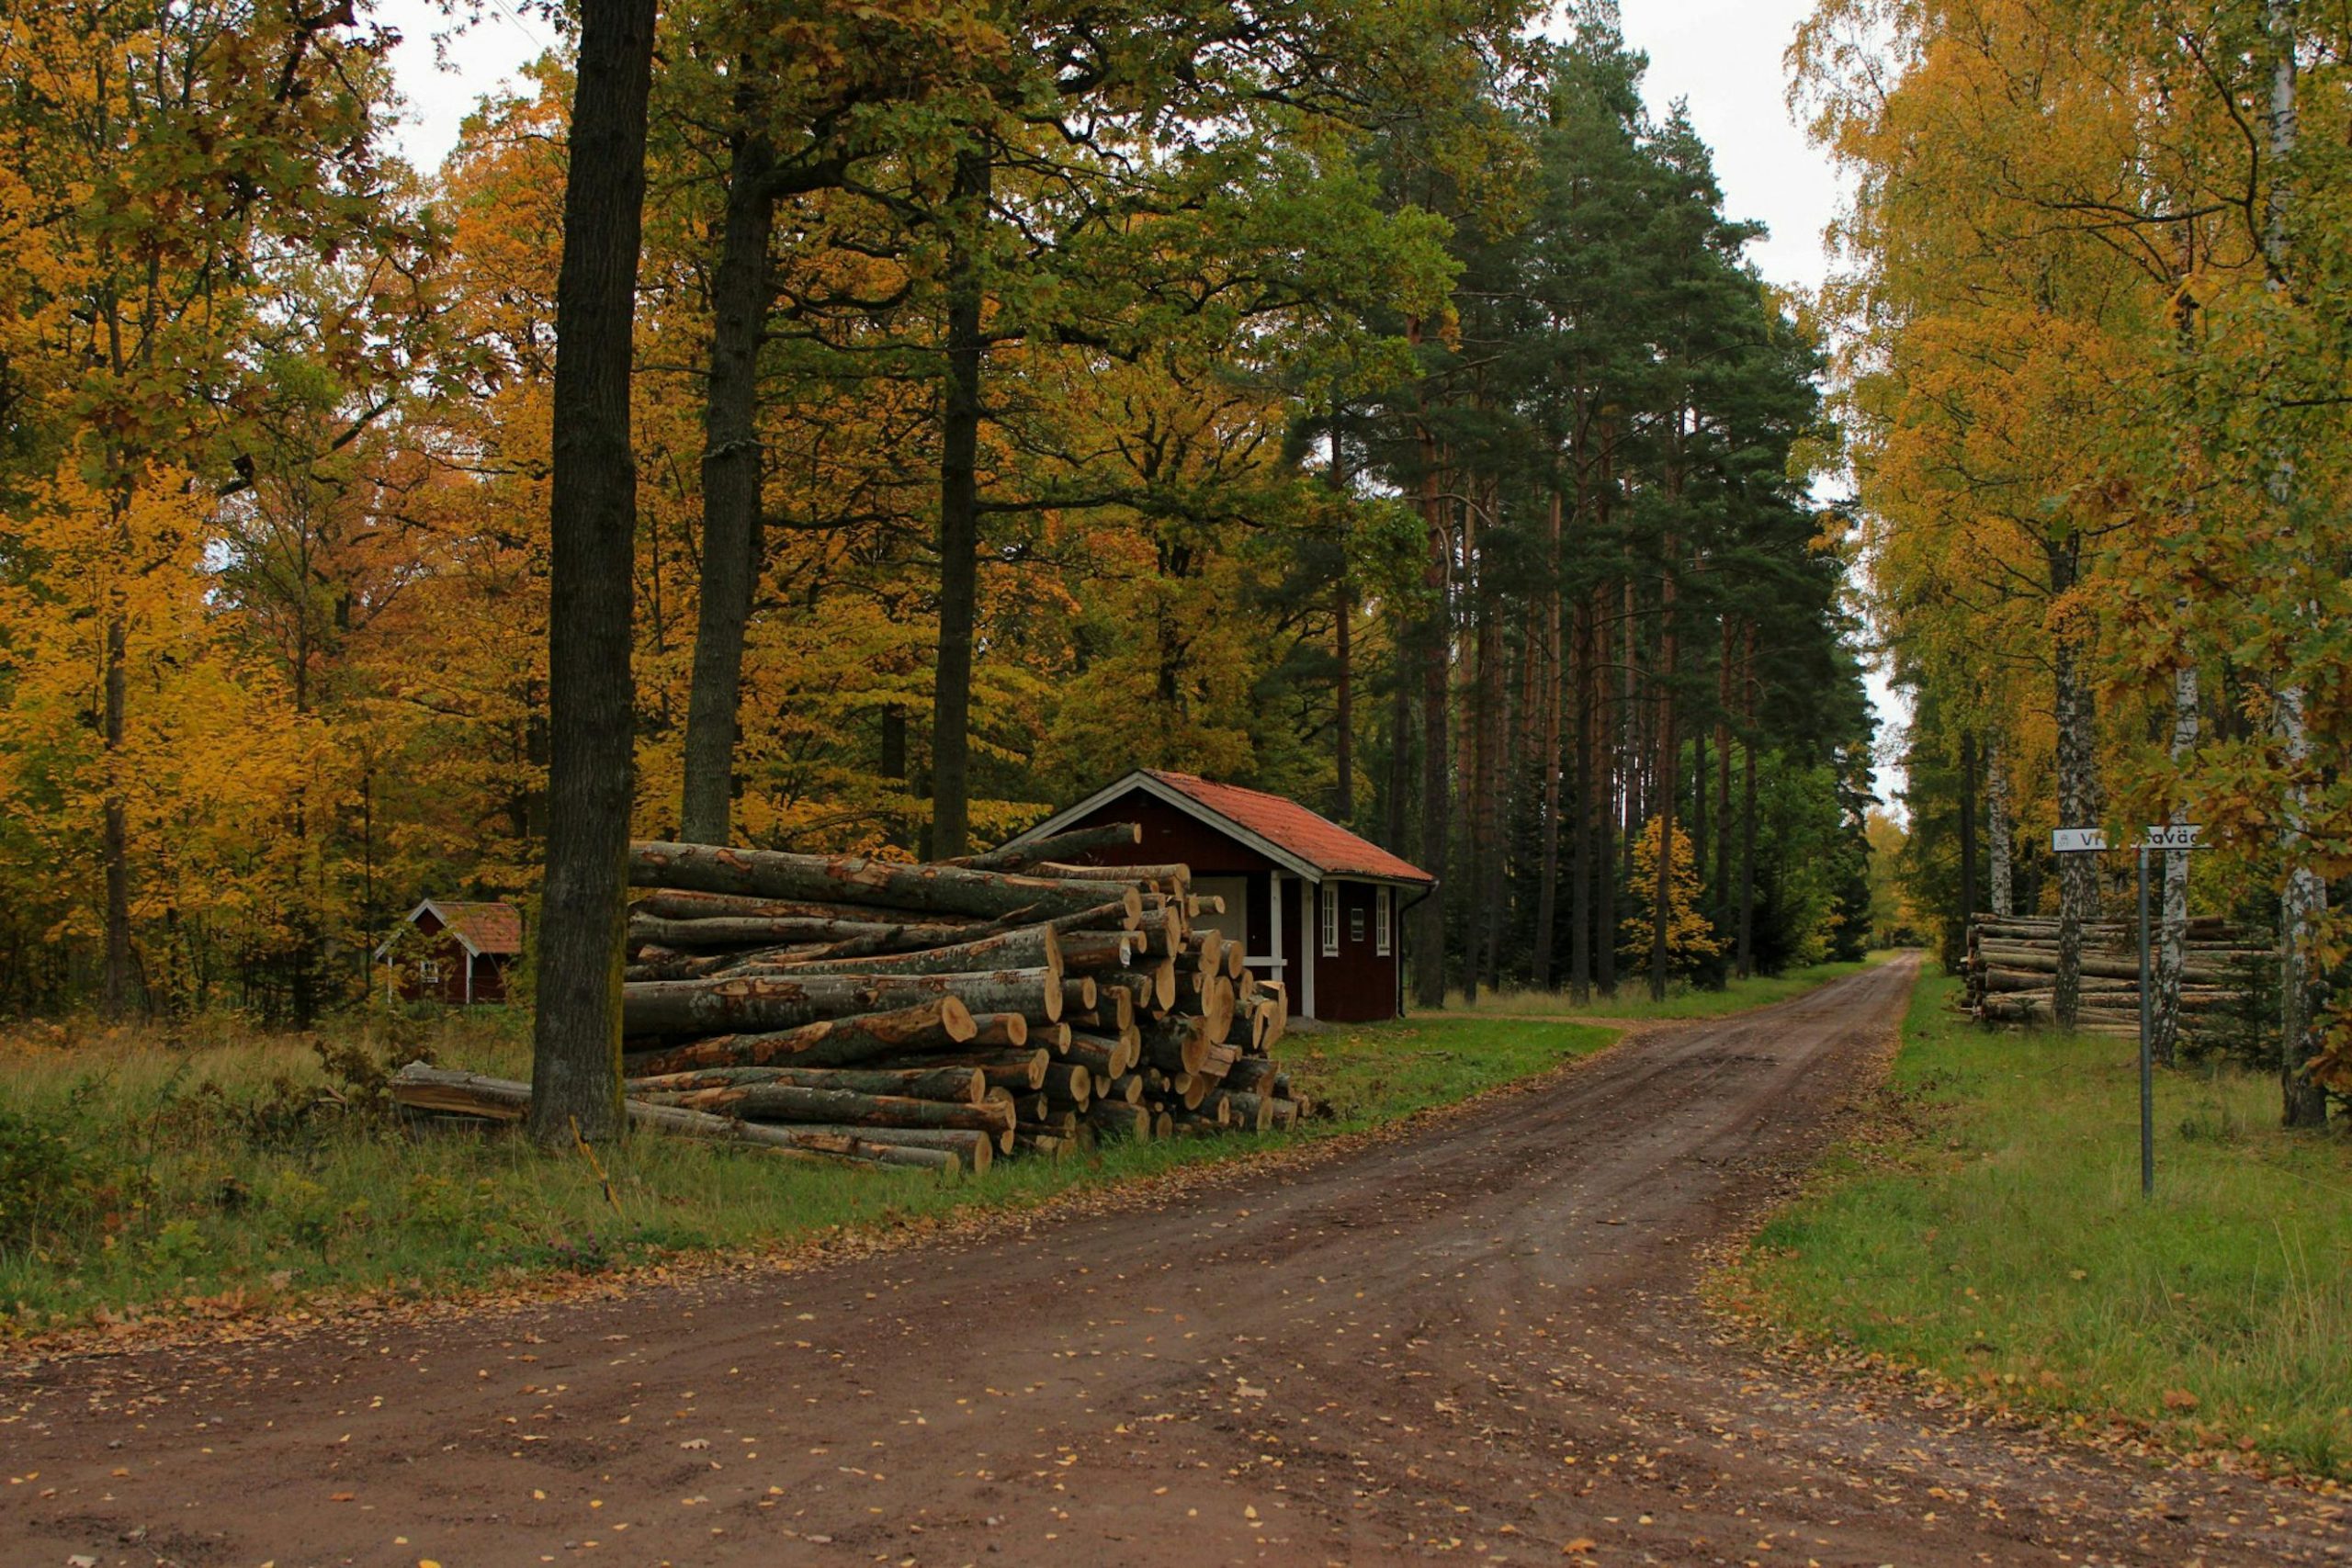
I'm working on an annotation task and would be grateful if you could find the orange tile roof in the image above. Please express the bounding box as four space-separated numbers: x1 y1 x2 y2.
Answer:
1143 771 1433 884
430 901 524 955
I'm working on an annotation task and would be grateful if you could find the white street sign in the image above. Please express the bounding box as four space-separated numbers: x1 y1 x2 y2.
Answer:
2143 825 2205 852
2052 828 2109 853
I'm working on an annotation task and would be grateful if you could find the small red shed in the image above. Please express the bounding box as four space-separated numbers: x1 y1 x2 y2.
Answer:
1001 770 1435 1023
374 900 523 1006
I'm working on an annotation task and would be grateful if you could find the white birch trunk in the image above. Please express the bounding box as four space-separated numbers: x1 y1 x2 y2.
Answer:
2265 0 2328 1125
2151 658 2197 1066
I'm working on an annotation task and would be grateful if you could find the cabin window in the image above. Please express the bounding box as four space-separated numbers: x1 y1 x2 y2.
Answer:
1320 884 1339 956
419 959 442 983
1350 906 1366 943
1375 889 1392 955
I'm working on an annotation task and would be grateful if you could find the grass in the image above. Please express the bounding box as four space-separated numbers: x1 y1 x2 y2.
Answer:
0 1006 1613 1337
1736 967 2352 1481
1448 953 1880 1022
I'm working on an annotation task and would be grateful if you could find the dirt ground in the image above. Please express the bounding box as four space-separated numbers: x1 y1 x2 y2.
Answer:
5 956 2346 1566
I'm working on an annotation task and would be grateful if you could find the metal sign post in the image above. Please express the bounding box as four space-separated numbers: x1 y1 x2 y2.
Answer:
2134 825 2205 1200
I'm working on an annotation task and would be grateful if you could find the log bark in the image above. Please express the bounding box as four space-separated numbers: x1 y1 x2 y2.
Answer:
956 822 1140 872
391 1066 953 1174
630 914 980 952
527 0 661 1147
747 923 1064 980
962 1011 1029 1047
622 967 1061 1036
779 1124 997 1168
619 999 977 1077
646 1082 1014 1136
629 840 1139 923
622 1064 984 1102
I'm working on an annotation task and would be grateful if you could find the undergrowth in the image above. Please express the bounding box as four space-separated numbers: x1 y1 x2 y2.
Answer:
0 1007 1612 1335
1736 969 2352 1481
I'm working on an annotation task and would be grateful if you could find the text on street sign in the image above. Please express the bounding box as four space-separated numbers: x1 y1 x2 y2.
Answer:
2052 828 2109 853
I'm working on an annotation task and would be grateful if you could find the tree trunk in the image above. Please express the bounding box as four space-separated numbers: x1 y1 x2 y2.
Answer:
2050 551 2100 1034
527 0 659 1148
1329 416 1354 825
1595 588 1619 998
1737 621 1758 978
102 605 132 1019
1412 333 1450 1010
931 146 990 860
1532 490 1565 989
1958 729 1978 931
2264 0 2328 1127
1714 615 1734 942
2151 660 2198 1066
1987 734 2013 918
1386 635 1412 852
1568 594 1593 1002
678 113 776 847
1648 547 1679 1002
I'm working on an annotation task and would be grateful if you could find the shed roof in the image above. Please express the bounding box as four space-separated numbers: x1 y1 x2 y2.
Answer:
1011 769 1434 886
377 899 524 960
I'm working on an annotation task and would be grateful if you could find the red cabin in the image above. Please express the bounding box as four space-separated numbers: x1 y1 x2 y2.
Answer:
374 900 523 1006
1001 770 1435 1023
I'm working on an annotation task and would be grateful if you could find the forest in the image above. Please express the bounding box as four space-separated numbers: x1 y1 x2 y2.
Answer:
0 0 1876 1071
1809 0 2352 1125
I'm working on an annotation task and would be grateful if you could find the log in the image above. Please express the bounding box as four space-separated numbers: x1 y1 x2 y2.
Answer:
621 968 1062 1037
1059 931 1139 973
1268 1098 1300 1132
1198 975 1237 1045
1032 860 1190 887
742 923 1066 980
387 1066 955 1175
1093 970 1159 1016
621 999 977 1077
1106 1072 1147 1106
1226 1056 1279 1094
629 840 1140 923
637 1082 1015 1138
628 913 980 953
956 821 1142 871
963 1011 1030 1047
1086 1104 1152 1142
634 889 950 924
1152 1110 1174 1140
1041 1062 1093 1110
1968 947 2237 985
1014 1133 1072 1160
920 1049 1050 1091
1204 1089 1274 1132
622 1064 985 1103
1018 1110 1080 1138
783 1124 998 1168
1064 1033 1130 1079
1059 976 1100 1017
1140 1012 1211 1076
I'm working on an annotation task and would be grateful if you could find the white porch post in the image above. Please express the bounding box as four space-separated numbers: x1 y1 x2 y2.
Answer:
1301 876 1317 1021
1268 872 1285 1013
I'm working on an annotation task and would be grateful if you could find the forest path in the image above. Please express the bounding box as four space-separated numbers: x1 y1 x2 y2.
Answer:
6 956 2346 1566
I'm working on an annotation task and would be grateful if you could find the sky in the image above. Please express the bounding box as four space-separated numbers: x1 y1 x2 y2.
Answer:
372 0 1906 806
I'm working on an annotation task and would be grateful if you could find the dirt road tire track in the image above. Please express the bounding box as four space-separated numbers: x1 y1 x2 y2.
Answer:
5 955 2346 1565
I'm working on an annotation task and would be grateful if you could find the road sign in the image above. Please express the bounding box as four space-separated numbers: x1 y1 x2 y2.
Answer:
2143 824 2205 852
2052 828 2109 853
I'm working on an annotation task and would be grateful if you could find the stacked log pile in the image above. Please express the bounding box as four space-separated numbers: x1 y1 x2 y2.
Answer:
1959 914 2264 1039
395 824 1312 1176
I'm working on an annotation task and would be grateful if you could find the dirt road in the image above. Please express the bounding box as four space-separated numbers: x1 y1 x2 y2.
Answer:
6 957 2346 1566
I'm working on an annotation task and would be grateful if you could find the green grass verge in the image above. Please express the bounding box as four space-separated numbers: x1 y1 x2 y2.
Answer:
1449 954 1881 1022
1736 968 2352 1480
0 1009 1612 1336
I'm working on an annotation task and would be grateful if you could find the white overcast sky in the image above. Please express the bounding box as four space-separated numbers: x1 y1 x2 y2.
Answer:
372 0 1905 806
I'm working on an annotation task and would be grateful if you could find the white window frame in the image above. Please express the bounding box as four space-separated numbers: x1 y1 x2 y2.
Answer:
419 958 442 984
1320 883 1339 957
1375 887 1392 955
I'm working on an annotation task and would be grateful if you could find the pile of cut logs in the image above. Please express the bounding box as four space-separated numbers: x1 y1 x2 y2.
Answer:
392 824 1311 1178
1960 913 2263 1038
